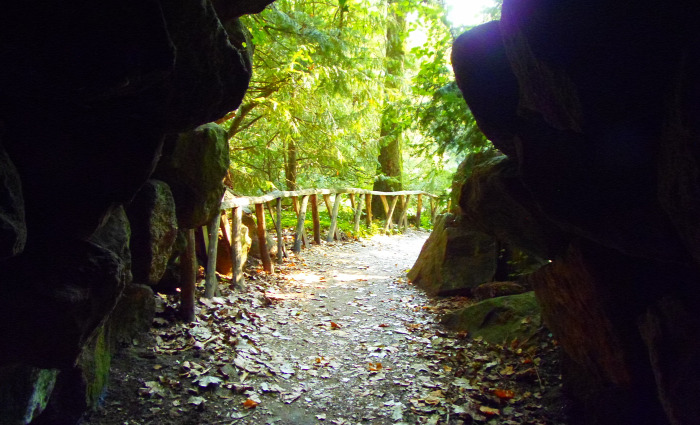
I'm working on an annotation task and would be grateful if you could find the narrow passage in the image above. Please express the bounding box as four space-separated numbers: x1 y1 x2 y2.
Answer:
85 231 563 425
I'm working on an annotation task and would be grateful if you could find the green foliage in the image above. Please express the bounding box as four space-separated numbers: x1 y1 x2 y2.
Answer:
226 0 386 194
408 3 491 159
264 202 379 238
223 0 502 199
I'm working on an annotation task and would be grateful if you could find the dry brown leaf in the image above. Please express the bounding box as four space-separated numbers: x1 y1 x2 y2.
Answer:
493 389 515 400
242 398 259 409
479 405 500 416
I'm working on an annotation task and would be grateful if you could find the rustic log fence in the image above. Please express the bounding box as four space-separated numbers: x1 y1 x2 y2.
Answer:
182 188 439 318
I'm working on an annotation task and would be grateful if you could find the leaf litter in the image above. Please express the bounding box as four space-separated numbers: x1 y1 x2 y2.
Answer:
83 230 566 425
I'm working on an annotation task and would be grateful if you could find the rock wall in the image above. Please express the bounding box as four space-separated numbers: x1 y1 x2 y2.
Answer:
408 213 497 296
0 0 272 423
452 1 700 424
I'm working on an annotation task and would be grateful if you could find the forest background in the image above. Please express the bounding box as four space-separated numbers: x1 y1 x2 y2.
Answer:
220 0 499 204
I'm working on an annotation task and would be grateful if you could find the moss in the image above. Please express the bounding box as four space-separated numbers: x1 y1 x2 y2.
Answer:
78 325 111 409
0 365 59 424
441 292 541 345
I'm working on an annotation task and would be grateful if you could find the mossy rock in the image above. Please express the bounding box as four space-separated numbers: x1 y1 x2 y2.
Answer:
441 291 541 345
153 123 229 229
0 365 58 424
108 284 155 347
408 214 497 296
78 325 111 410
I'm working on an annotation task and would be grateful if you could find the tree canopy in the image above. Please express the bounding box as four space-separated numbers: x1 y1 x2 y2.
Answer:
221 0 499 196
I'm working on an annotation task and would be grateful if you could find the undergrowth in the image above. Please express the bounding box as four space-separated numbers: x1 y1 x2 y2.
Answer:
263 202 432 239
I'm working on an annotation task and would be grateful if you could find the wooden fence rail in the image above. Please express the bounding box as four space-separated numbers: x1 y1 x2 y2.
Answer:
200 187 439 300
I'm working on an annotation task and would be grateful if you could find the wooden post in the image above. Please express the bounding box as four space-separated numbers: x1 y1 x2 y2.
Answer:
323 193 340 240
255 203 273 273
416 194 423 229
379 195 389 216
353 194 362 235
430 198 438 224
291 196 308 247
365 193 372 227
221 210 232 248
311 194 321 244
399 195 411 232
383 195 399 234
266 201 276 228
204 210 221 298
293 195 310 252
349 193 356 210
276 198 283 263
231 207 244 290
322 194 333 216
179 229 196 322
327 193 341 242
201 225 209 252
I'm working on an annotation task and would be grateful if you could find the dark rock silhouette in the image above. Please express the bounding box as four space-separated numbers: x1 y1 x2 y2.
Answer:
0 0 272 421
452 1 700 424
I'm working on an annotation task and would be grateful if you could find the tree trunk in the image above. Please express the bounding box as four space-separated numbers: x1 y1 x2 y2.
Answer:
285 139 298 191
372 0 406 219
179 229 196 322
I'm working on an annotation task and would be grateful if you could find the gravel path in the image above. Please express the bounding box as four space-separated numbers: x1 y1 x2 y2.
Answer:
84 230 565 425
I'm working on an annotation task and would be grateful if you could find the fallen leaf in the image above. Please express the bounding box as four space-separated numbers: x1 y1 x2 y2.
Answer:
242 398 259 409
188 396 206 407
500 365 515 376
390 403 404 420
494 389 516 400
137 381 166 398
194 375 223 388
279 363 295 375
479 405 500 416
330 322 342 329
282 390 303 404
424 396 441 406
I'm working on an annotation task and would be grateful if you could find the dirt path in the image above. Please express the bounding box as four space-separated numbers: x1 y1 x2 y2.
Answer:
85 230 565 425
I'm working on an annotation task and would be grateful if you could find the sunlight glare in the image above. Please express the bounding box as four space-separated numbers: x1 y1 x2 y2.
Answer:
444 0 496 27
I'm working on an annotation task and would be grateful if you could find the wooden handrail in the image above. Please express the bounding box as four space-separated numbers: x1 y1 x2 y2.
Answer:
221 187 438 209
199 186 442 299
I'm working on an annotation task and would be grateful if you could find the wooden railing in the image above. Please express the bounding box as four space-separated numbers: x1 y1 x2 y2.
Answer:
199 188 439 298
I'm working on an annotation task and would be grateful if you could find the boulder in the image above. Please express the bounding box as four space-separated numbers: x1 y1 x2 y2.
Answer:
217 230 233 275
472 281 528 301
0 241 126 368
411 152 550 297
0 0 266 421
451 3 700 423
32 328 111 425
89 205 132 285
441 292 541 346
107 284 155 347
214 213 254 275
448 149 502 215
126 180 178 285
459 154 566 261
0 142 25 260
525 239 673 425
0 365 58 425
243 212 277 260
408 214 497 296
153 124 229 229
